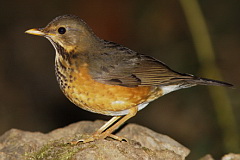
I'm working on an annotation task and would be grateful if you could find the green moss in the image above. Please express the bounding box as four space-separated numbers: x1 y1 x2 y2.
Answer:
142 146 151 152
25 139 95 160
141 146 155 156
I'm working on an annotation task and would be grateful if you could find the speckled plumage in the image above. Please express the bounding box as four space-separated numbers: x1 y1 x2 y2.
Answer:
25 14 232 143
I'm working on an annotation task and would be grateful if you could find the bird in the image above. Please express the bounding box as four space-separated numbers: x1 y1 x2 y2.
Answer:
25 14 233 144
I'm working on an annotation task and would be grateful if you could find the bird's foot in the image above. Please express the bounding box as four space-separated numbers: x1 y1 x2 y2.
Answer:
69 133 127 145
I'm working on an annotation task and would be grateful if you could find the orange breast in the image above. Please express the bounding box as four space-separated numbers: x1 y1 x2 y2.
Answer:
63 64 155 115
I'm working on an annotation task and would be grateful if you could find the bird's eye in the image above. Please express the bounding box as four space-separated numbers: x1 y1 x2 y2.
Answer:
58 27 66 34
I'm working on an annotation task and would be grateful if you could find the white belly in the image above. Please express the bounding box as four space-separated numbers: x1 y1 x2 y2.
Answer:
106 102 149 116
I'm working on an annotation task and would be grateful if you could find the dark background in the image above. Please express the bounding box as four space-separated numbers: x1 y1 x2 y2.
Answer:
0 0 239 159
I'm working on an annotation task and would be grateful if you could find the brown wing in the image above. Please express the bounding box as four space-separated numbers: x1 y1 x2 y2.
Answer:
88 41 193 87
132 55 192 86
88 41 233 88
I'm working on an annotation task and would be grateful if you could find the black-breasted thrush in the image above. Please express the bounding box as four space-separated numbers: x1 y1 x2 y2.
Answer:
25 15 233 143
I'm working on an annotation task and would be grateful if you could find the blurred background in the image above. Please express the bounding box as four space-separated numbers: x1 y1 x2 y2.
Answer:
0 0 239 159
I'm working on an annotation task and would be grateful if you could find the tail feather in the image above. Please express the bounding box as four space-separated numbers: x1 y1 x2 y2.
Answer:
189 77 233 88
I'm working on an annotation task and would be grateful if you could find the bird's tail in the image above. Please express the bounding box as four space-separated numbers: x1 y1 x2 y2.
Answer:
187 76 233 88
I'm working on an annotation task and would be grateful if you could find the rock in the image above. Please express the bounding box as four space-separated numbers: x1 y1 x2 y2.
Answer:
222 153 240 160
0 120 190 160
199 153 240 160
199 154 215 160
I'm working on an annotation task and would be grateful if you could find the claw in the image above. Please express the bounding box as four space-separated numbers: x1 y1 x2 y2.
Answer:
68 133 127 145
108 134 128 142
68 140 81 145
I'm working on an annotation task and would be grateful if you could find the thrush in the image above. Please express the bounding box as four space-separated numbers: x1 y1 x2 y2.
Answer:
25 15 233 144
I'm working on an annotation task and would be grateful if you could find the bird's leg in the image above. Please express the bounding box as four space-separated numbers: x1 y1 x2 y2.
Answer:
97 107 138 141
69 116 120 144
93 116 121 135
70 106 138 144
92 116 126 142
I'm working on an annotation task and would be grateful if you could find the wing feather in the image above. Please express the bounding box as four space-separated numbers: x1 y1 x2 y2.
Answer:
88 41 193 87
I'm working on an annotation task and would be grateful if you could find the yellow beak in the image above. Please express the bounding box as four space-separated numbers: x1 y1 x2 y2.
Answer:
25 28 45 36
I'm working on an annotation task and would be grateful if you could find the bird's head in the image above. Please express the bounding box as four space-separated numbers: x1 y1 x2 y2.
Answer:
25 15 99 53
